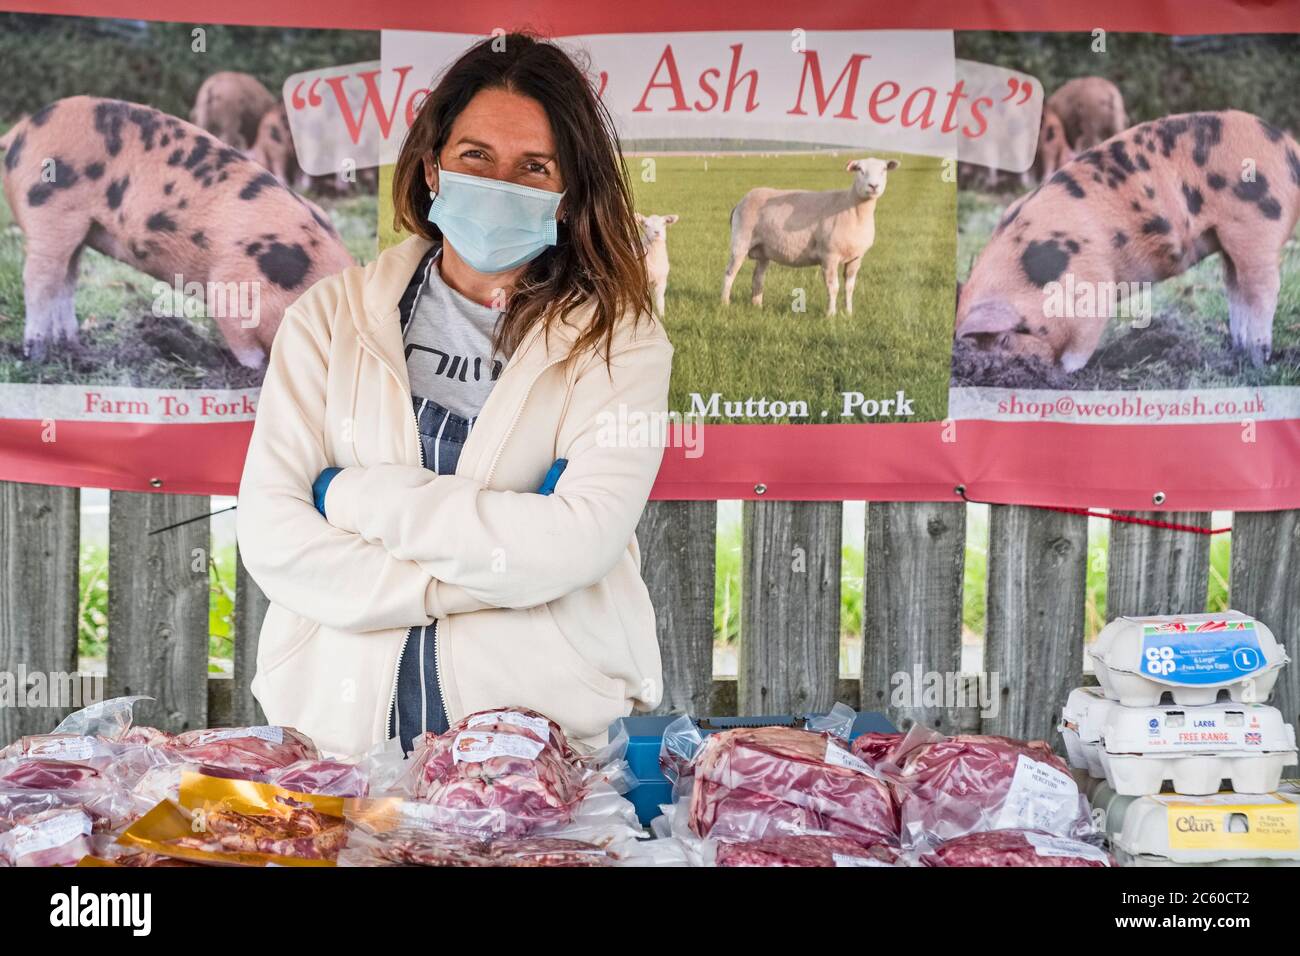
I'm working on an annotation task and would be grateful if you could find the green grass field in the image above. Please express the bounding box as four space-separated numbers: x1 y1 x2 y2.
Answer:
958 188 1300 389
630 153 955 423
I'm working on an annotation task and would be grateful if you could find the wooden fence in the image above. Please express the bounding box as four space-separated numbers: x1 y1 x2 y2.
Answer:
2 480 1298 748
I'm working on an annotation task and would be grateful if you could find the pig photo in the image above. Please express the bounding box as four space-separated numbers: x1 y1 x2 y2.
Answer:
953 32 1300 392
0 15 377 389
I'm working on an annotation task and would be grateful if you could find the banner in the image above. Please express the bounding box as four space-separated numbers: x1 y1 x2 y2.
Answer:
0 1 1297 509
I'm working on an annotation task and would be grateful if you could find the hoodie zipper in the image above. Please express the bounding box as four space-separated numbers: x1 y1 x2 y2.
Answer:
361 288 558 738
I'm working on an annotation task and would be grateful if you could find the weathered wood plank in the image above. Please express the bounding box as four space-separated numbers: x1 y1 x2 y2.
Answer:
107 492 211 732
1229 510 1300 728
740 501 841 715
862 501 967 733
1106 511 1212 618
637 500 716 716
0 482 81 739
231 546 269 726
984 505 1088 742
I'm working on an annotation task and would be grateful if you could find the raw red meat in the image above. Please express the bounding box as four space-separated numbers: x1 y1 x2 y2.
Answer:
171 804 345 861
487 836 610 867
688 726 897 845
170 726 317 774
715 834 900 867
919 829 1112 867
0 758 102 790
408 714 584 837
849 732 905 767
893 735 1092 845
270 760 368 797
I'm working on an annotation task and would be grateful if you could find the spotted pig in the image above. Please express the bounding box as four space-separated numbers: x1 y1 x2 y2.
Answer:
190 71 277 153
956 110 1300 370
0 96 354 367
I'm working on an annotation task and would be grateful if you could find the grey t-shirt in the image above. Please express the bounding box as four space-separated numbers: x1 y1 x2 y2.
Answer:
402 246 506 421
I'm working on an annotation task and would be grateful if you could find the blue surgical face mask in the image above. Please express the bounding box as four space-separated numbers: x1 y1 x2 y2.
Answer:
427 165 564 274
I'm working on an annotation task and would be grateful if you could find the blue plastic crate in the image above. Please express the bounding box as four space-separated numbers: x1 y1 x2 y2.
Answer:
611 711 898 827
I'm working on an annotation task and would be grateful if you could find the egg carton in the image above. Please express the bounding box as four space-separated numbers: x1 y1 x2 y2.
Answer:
1059 686 1118 778
1100 701 1296 796
1113 791 1300 866
1090 611 1288 706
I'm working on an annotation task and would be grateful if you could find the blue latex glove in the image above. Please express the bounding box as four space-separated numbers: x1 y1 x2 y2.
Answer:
538 458 567 495
313 467 342 517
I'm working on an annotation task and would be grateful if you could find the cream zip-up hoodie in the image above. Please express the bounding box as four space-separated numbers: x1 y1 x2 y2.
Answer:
235 235 672 757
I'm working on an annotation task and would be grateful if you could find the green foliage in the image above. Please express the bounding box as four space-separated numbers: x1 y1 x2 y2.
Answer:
956 32 1300 132
0 15 378 121
77 540 239 667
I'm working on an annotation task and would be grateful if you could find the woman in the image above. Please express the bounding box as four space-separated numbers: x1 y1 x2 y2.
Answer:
235 33 672 758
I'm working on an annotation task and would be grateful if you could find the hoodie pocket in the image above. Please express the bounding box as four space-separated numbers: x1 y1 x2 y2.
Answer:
256 603 320 678
529 603 625 701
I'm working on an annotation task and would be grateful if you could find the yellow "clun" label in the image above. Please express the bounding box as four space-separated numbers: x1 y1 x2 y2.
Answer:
1165 800 1300 852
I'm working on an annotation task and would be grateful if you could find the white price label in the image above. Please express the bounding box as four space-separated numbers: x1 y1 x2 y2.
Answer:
993 755 1081 834
451 731 545 764
466 711 551 742
824 742 876 776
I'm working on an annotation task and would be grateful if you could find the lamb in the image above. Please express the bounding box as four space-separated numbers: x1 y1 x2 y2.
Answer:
956 110 1300 370
635 212 677 318
721 158 898 316
0 95 355 366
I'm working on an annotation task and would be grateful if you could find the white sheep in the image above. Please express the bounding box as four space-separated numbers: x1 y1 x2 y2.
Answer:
636 212 678 318
721 157 898 316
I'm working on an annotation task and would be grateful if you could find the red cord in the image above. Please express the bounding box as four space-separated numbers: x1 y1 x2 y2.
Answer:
955 487 1231 535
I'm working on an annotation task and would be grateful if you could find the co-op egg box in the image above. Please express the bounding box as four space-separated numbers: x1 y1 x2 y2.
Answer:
1089 611 1289 706
1060 687 1297 796
1113 791 1300 866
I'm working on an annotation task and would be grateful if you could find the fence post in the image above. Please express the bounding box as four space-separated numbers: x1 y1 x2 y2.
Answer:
231 547 269 726
1106 511 1212 617
1229 510 1300 727
637 500 716 716
107 491 210 732
862 501 966 732
0 482 80 739
739 501 841 716
983 505 1088 742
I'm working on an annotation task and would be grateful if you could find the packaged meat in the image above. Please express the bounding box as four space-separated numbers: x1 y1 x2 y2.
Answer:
339 824 494 867
338 822 612 867
169 725 318 773
685 724 898 846
1113 791 1300 866
1097 701 1296 796
117 771 345 866
404 709 586 837
893 734 1094 846
919 829 1112 867
269 759 369 797
0 757 103 791
0 808 94 867
713 834 900 867
486 836 612 867
1090 611 1288 706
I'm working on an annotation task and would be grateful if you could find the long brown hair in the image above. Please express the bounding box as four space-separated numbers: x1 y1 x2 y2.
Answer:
392 32 652 363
